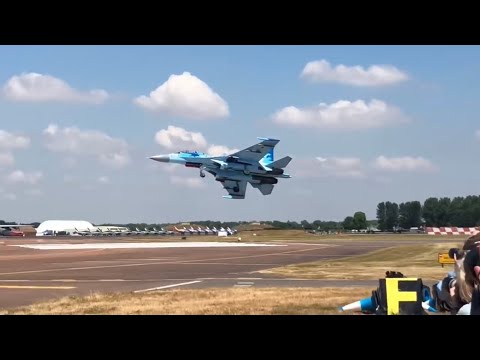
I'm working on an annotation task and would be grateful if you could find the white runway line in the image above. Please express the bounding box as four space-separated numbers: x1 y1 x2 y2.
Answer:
11 242 287 250
134 280 202 293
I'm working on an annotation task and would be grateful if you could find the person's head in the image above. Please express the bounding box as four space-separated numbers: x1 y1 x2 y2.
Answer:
463 244 480 288
453 234 480 304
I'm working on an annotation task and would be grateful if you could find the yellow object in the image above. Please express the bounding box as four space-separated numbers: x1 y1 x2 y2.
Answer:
385 278 419 315
438 252 455 267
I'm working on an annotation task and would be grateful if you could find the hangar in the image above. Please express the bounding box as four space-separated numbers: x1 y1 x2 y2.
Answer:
36 220 95 236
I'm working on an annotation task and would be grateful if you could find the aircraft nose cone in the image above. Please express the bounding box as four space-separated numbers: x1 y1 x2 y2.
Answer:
149 155 170 163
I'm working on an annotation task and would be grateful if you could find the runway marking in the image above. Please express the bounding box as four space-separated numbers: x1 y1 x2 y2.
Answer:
0 285 76 289
11 242 287 250
0 247 329 277
234 281 254 288
134 280 202 293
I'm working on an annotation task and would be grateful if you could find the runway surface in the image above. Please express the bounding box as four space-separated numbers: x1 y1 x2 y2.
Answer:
0 236 457 310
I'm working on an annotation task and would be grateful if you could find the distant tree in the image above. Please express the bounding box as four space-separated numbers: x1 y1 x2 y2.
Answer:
376 202 387 231
342 216 355 230
437 197 451 226
385 202 399 230
353 211 367 230
449 197 465 226
422 197 439 226
399 201 422 229
301 220 311 229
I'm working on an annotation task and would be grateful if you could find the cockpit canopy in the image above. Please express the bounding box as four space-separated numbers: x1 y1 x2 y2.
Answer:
176 150 205 157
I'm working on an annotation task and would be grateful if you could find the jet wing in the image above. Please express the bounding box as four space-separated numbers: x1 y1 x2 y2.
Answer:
229 137 280 163
221 179 248 199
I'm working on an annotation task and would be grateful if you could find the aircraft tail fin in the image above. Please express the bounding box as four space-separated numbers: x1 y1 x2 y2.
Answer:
259 147 274 167
269 156 292 169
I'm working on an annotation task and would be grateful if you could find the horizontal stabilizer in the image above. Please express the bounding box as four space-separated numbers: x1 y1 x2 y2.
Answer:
250 183 274 195
269 156 292 169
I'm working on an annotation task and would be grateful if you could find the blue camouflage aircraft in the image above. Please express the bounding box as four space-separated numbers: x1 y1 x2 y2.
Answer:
149 137 292 199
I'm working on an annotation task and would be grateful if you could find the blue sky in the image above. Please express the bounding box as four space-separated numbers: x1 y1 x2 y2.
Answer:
1 45 479 224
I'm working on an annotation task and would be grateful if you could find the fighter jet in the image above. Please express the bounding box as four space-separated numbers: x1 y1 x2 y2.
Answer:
149 137 292 199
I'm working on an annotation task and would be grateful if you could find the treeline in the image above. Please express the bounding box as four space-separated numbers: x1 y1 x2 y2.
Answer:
3 195 480 232
376 195 480 229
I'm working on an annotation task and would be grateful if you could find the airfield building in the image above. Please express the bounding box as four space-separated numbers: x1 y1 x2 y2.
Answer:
36 220 95 236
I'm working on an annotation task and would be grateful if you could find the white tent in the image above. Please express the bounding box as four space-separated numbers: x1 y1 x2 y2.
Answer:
36 220 95 236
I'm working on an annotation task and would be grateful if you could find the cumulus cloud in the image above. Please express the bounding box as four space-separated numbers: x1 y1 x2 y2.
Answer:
43 124 130 169
271 99 408 130
63 175 77 184
24 189 43 197
0 153 14 167
373 155 437 172
155 125 208 151
170 176 205 188
134 71 229 119
316 157 365 178
206 144 239 156
6 170 43 184
300 59 408 86
292 156 365 179
98 176 110 184
3 72 109 104
3 193 16 201
154 125 238 155
0 130 30 150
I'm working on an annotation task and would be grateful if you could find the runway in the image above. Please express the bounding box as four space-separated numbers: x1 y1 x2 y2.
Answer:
0 236 454 310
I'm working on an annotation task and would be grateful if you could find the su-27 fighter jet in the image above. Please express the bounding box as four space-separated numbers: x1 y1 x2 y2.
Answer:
149 137 292 199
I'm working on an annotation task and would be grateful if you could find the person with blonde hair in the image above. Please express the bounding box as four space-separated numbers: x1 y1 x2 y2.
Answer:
446 234 480 315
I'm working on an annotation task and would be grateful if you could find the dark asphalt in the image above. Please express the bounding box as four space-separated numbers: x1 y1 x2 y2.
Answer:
0 236 457 310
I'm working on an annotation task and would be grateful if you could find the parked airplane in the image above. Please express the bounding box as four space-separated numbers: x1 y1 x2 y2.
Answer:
161 227 175 235
174 226 188 235
149 137 292 199
0 224 29 237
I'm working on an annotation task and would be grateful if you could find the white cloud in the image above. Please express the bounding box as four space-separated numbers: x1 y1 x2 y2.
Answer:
155 125 208 151
0 153 14 167
98 176 110 184
300 59 408 86
206 144 239 157
62 157 77 168
134 71 229 119
154 125 237 156
43 124 130 169
6 170 43 184
292 156 365 179
0 130 30 150
475 130 480 140
316 157 365 178
271 99 408 130
3 193 16 201
3 72 109 104
63 174 76 184
170 176 205 188
24 189 43 197
373 155 437 172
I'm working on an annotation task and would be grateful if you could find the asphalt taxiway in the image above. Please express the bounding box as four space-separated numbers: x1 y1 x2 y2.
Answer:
0 236 459 310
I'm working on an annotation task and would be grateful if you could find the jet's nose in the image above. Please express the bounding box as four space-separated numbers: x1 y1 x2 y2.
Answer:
149 155 170 163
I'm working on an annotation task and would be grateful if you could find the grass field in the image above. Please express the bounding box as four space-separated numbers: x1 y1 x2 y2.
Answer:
259 242 461 280
1 287 373 315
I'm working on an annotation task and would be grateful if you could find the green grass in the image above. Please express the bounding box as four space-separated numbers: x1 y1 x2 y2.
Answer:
259 242 462 280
